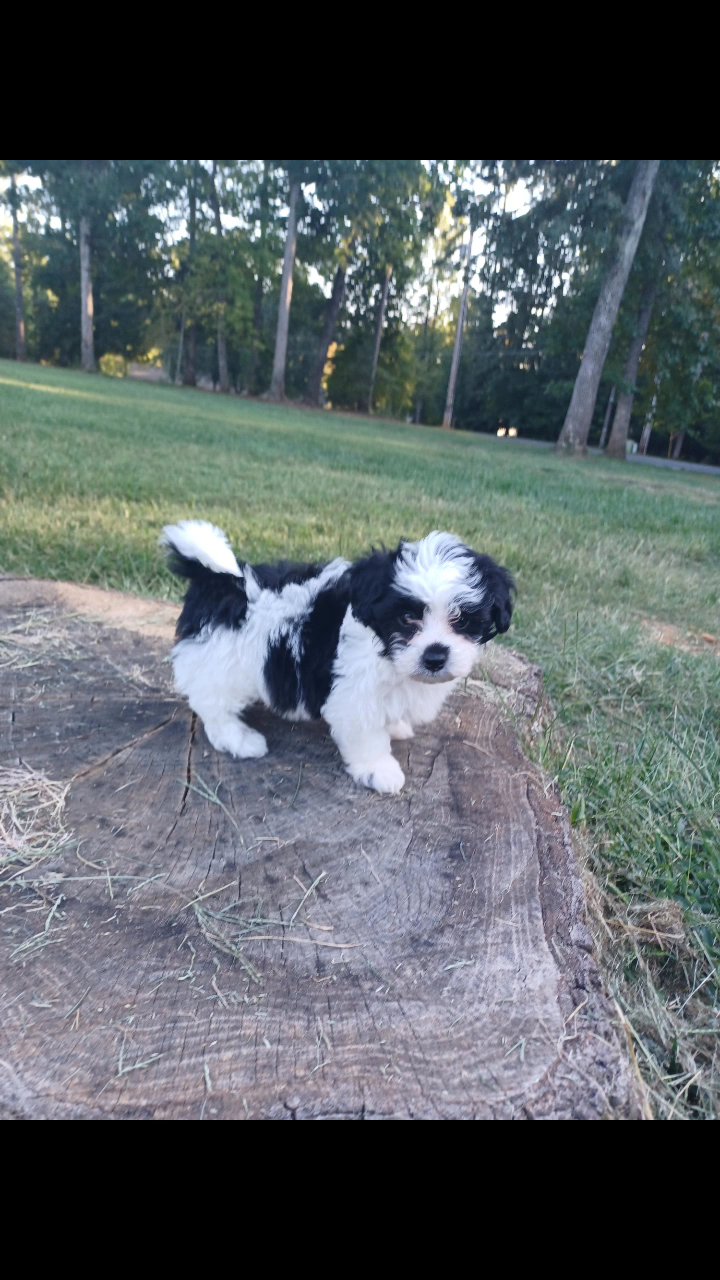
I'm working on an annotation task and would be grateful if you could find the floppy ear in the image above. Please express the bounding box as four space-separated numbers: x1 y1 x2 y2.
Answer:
488 562 515 635
348 547 399 628
473 556 515 640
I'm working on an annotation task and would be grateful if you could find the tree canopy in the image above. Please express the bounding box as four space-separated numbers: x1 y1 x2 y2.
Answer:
2 158 719 463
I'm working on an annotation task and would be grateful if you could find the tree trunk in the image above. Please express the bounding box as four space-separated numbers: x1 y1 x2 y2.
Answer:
216 311 230 393
442 234 473 430
414 284 440 423
557 160 661 453
183 162 198 387
248 162 270 395
307 264 347 406
671 431 685 460
597 385 616 450
367 264 392 414
638 418 653 455
79 215 96 372
10 175 27 362
175 312 185 386
606 284 657 460
183 327 197 387
269 179 300 400
209 162 230 393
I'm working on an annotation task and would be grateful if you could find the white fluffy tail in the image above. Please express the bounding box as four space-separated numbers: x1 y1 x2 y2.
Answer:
161 520 242 578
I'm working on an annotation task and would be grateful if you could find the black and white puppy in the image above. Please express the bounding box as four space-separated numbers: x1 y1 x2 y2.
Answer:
162 521 514 795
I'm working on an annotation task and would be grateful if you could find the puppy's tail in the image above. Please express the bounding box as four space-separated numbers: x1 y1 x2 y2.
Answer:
161 521 247 641
161 520 243 581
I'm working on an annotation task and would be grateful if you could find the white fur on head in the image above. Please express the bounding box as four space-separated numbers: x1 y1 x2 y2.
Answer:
394 531 485 607
161 520 242 578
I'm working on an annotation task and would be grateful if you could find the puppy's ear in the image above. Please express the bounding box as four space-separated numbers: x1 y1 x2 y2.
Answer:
348 547 399 628
474 556 515 639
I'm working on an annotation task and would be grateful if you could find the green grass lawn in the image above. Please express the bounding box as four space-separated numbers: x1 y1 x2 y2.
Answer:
2 357 719 1116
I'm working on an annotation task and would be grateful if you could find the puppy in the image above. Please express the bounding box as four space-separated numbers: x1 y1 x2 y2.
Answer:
162 522 514 794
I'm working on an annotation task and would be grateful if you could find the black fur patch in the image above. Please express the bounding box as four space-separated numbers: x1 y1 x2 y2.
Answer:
165 542 248 641
263 633 301 714
348 548 427 656
451 555 516 643
251 561 325 590
298 581 351 717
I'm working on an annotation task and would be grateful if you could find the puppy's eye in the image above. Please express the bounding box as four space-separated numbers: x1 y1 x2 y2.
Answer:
402 613 423 629
449 608 467 630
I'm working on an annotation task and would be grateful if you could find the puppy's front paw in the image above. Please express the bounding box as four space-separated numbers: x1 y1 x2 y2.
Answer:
387 720 414 740
205 722 268 760
350 756 405 795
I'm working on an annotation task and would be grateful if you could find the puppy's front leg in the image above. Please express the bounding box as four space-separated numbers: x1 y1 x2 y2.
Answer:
387 720 414 740
327 717 405 795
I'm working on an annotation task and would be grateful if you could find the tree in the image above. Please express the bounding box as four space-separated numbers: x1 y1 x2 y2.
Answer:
367 265 392 413
440 161 504 429
442 231 473 429
78 210 95 370
22 160 166 371
606 284 656 459
1 163 27 360
268 162 310 399
207 161 231 393
181 160 200 386
247 161 277 394
303 160 442 410
557 160 661 452
31 161 115 371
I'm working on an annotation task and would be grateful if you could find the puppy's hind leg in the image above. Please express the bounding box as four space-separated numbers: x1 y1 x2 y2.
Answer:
202 713 268 760
172 635 268 760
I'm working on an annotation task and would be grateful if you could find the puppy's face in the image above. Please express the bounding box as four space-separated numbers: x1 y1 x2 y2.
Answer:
349 533 515 683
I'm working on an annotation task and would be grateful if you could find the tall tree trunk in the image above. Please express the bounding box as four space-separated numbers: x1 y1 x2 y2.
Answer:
79 215 96 372
598 385 616 450
414 282 437 423
10 175 27 362
216 312 230 392
183 162 198 387
307 264 347 406
442 234 473 430
557 160 661 453
269 179 300 400
184 327 197 387
209 161 230 393
248 161 270 395
175 312 186 386
606 284 657 459
671 431 685 460
367 264 392 414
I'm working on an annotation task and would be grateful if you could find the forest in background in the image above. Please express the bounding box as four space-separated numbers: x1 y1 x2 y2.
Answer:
1 159 719 464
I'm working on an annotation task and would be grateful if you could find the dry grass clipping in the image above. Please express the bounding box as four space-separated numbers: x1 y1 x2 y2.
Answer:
0 765 73 882
584 868 720 1121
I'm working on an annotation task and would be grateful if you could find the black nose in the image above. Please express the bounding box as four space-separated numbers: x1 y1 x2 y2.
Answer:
422 643 449 673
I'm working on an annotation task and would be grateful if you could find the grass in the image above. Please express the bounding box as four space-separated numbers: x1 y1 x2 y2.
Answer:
1 357 719 1116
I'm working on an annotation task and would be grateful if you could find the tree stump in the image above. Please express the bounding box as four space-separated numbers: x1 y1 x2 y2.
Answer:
0 578 641 1119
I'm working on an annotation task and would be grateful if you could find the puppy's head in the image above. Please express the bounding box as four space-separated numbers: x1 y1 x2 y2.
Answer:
349 532 515 683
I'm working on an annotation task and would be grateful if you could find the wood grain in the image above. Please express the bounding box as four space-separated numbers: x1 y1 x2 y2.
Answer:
0 579 641 1119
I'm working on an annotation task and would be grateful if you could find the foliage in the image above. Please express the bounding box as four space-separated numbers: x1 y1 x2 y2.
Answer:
99 353 127 377
1 159 719 460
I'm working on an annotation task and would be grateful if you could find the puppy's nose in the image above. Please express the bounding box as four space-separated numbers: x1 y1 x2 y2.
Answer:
422 643 449 673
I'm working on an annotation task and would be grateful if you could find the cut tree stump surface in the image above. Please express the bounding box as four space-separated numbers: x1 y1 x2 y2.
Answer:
0 578 641 1119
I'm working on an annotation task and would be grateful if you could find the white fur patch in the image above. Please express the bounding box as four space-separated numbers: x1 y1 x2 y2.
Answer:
394 531 485 607
161 520 242 578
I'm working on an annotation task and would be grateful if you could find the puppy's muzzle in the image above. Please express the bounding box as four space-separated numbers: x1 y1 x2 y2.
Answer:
422 643 450 674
